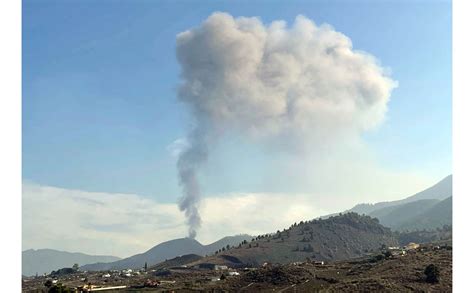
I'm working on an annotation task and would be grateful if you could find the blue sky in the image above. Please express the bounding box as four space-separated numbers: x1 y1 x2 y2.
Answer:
23 0 451 204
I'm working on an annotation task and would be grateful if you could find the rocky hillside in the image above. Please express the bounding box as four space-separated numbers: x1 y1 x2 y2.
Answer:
187 213 398 267
220 244 452 292
150 254 203 270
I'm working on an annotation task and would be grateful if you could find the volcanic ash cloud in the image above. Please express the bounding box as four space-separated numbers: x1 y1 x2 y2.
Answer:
174 12 397 238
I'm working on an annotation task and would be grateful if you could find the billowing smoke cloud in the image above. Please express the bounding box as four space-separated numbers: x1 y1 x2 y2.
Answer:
175 12 397 238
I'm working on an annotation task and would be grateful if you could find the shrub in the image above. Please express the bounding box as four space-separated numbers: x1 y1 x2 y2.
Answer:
424 264 440 283
370 254 385 263
48 284 72 293
383 250 392 258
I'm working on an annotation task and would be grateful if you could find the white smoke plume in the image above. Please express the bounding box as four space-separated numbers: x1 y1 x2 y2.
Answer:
175 12 397 238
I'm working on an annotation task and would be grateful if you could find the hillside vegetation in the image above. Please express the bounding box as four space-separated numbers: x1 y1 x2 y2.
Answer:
395 197 452 231
188 213 398 267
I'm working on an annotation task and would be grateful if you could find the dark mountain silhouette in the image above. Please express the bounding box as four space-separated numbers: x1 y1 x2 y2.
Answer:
80 234 252 271
22 249 120 276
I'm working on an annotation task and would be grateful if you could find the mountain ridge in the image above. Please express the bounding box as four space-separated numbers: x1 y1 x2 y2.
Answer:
320 175 452 231
351 175 452 214
80 234 253 271
22 249 121 276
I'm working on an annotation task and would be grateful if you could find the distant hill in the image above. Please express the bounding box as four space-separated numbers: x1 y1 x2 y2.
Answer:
369 199 441 228
80 234 252 271
186 213 398 268
350 175 452 215
397 224 452 246
399 175 452 202
81 238 203 271
321 175 452 231
395 197 452 231
22 249 120 276
205 235 254 253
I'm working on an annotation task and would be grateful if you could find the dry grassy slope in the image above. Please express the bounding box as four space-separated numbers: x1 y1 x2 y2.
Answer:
189 213 398 267
150 254 203 270
218 247 452 292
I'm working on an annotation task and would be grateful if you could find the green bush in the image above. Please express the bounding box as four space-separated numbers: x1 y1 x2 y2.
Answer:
370 254 385 263
48 284 72 293
424 264 440 283
44 280 53 288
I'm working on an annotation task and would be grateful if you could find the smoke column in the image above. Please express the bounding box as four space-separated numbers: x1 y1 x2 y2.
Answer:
176 128 208 239
175 12 397 238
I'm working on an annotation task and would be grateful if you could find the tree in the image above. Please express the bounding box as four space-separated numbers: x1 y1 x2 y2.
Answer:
370 254 385 263
44 280 53 288
226 244 230 250
72 263 79 271
383 250 392 258
424 264 440 283
144 262 148 271
48 284 71 293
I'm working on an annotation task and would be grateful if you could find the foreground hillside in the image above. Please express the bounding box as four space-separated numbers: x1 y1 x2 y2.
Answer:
22 242 452 292
218 244 452 292
188 213 398 267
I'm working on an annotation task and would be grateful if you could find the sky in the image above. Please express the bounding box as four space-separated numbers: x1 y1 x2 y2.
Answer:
22 0 451 257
